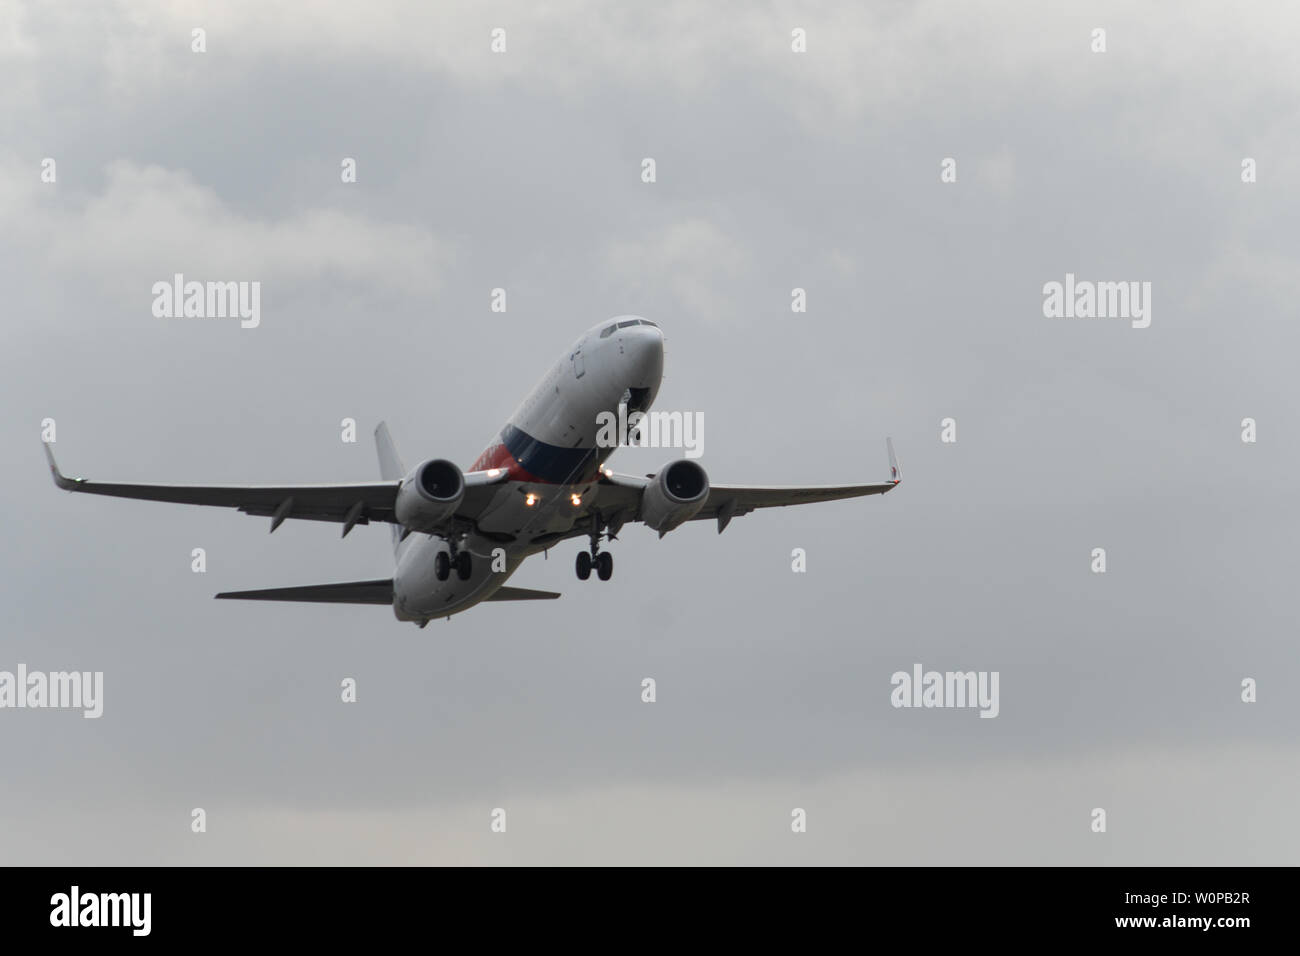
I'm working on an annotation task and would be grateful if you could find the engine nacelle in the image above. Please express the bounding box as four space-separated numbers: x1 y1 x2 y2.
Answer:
640 459 710 535
394 458 465 533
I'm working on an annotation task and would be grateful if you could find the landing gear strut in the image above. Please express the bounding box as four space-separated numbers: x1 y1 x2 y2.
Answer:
435 539 473 582
576 525 613 581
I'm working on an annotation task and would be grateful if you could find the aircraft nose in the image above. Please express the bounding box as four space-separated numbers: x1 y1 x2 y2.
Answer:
625 323 664 386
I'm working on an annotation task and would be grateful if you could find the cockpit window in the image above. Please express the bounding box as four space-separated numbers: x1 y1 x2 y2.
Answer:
609 318 659 333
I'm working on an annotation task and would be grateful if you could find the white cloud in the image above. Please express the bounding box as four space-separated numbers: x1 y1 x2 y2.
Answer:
2 158 453 305
976 146 1016 196
606 217 749 322
25 0 1291 129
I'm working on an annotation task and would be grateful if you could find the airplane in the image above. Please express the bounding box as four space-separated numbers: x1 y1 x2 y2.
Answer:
43 316 900 625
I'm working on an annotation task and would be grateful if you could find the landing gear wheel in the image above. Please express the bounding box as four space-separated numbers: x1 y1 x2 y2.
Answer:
596 551 613 581
434 552 450 581
455 551 473 581
576 551 592 580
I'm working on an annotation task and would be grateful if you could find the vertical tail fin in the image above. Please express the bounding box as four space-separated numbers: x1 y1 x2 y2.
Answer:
375 421 406 481
375 422 406 553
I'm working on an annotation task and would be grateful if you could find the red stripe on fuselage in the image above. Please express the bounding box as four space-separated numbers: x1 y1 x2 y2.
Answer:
471 440 549 485
471 438 603 486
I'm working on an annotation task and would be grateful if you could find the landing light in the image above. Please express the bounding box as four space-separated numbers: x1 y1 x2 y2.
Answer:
525 493 538 507
570 494 582 506
487 468 501 477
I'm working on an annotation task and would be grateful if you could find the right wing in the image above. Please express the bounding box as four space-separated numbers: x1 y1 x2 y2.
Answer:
43 444 505 536
595 439 900 533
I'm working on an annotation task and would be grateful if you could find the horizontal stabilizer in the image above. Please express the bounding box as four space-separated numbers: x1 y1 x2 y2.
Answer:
485 586 561 602
215 578 394 605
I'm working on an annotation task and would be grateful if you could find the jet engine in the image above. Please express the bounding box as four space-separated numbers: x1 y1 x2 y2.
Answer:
640 459 710 535
394 458 465 532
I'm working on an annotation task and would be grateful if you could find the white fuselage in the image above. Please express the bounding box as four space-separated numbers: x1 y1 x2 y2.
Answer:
392 317 664 621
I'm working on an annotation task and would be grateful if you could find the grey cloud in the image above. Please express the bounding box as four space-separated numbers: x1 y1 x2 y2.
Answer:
2 0 1296 864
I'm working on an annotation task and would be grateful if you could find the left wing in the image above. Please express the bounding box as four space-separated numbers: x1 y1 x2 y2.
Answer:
596 439 900 533
42 444 507 536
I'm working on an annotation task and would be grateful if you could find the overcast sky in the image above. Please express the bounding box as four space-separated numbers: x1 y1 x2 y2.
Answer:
3 0 1298 864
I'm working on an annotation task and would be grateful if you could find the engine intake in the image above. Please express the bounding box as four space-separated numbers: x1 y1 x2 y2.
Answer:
640 459 709 535
395 458 465 532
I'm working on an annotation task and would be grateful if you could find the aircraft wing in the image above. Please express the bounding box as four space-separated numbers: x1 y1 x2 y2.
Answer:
42 444 508 536
597 439 900 533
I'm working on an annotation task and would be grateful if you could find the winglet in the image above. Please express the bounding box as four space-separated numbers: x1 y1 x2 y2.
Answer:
886 438 900 485
43 443 81 490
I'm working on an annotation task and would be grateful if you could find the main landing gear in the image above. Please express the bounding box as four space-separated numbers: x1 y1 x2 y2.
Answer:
434 541 473 582
576 530 613 581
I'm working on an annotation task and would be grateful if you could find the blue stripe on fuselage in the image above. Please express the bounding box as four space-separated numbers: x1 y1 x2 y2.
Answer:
502 424 597 484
